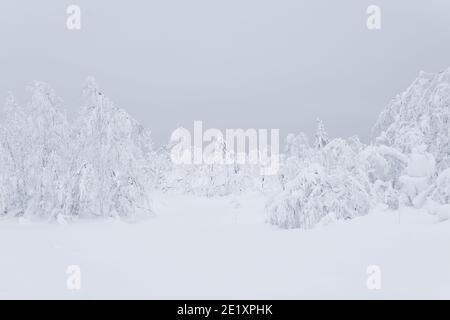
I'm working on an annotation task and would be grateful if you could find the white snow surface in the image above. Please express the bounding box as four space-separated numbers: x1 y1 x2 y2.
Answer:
0 192 449 300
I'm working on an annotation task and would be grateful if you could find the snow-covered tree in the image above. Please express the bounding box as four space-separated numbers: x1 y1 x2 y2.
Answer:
373 68 450 172
0 83 70 218
282 132 312 184
0 94 28 216
0 79 154 221
314 118 329 150
26 82 71 218
68 77 152 218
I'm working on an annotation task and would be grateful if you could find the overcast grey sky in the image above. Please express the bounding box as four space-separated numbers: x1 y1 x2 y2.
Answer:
0 0 449 144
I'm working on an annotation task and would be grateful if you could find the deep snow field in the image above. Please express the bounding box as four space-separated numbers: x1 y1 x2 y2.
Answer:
0 193 449 299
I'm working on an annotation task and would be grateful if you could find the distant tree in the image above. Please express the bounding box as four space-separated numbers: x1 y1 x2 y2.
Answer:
314 118 330 150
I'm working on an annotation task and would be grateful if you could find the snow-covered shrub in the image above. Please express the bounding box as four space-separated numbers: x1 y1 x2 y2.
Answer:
398 146 436 206
432 168 450 205
168 161 259 197
357 145 408 208
165 135 264 197
372 180 400 210
266 164 371 229
360 146 407 184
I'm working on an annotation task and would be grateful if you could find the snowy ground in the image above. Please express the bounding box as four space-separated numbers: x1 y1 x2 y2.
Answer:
0 193 449 299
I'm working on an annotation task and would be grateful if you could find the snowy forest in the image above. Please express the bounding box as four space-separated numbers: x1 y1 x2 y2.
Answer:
1 69 450 229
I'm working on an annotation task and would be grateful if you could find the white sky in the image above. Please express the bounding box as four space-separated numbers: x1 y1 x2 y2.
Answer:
0 0 449 144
